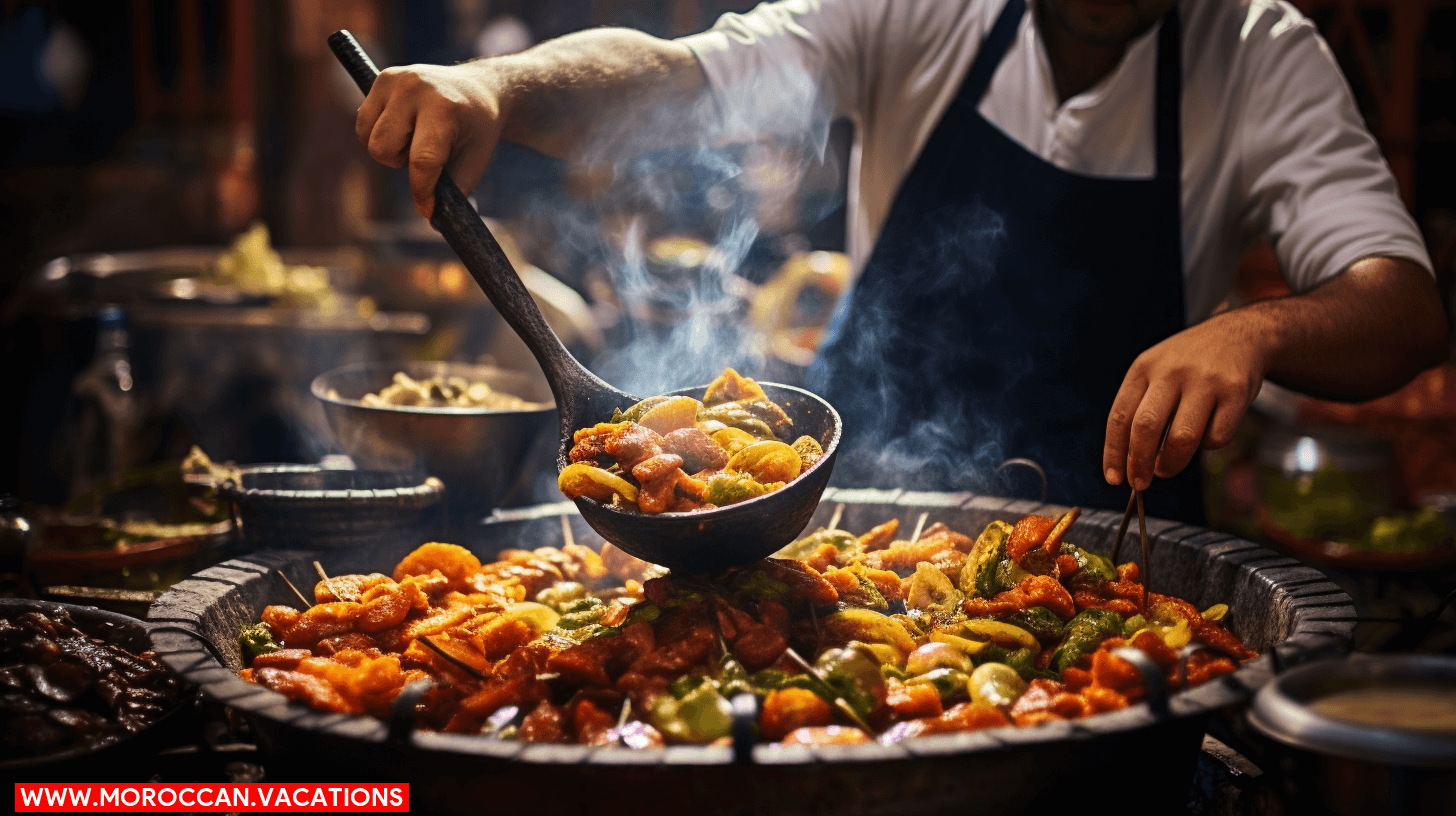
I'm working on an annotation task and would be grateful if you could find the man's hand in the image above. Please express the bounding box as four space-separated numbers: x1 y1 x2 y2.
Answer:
1103 313 1268 491
351 29 704 220
1103 256 1447 490
357 63 506 219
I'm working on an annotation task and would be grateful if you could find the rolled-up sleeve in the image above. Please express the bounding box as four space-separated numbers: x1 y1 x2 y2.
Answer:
678 0 868 141
1236 14 1432 291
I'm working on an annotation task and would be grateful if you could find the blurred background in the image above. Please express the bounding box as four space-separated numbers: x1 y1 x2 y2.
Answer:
1 0 1455 625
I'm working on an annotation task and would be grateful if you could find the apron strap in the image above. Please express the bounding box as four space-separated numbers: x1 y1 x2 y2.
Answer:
958 0 1027 106
1154 6 1182 181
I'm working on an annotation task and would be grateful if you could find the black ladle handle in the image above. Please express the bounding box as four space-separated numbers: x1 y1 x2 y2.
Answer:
327 29 619 413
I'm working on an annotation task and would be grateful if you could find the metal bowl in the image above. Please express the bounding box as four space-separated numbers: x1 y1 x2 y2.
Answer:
148 491 1354 815
219 464 444 550
311 361 556 517
1248 654 1456 815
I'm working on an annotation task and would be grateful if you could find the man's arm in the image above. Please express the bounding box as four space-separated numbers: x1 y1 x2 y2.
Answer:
356 29 704 218
1103 256 1448 491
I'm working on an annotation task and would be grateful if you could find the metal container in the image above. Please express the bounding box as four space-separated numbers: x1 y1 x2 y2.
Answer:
0 599 189 781
218 464 444 550
311 361 555 518
147 490 1355 815
1248 654 1456 816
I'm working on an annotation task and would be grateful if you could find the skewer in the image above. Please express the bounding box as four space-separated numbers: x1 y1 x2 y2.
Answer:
783 647 871 732
828 503 845 532
419 635 489 681
1136 490 1150 611
277 570 312 608
1112 422 1173 566
909 512 929 544
1111 488 1137 564
560 515 575 549
313 561 345 602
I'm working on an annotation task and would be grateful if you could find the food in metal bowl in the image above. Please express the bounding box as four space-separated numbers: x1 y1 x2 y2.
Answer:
0 606 181 762
235 507 1254 746
343 370 548 411
559 368 826 514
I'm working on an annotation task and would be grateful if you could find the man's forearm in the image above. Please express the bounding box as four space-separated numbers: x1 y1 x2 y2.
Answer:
1105 255 1447 489
1248 256 1448 401
490 29 707 159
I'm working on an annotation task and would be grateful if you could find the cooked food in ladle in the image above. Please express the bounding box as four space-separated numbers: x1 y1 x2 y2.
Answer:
558 368 825 514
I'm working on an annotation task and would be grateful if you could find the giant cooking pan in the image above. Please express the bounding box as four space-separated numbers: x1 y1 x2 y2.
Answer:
147 490 1355 815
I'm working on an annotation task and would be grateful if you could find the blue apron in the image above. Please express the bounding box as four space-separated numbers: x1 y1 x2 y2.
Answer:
809 0 1202 523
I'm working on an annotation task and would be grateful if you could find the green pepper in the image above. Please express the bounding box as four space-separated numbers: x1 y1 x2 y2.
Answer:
716 653 754 698
554 597 606 630
670 673 713 699
696 402 776 440
961 521 1013 598
1049 609 1125 674
815 646 888 722
1003 606 1067 643
733 570 790 600
1001 647 1039 680
750 668 792 692
556 623 620 642
535 581 588 612
623 603 662 627
836 571 889 613
880 664 910 681
705 471 773 506
774 527 858 561
905 667 971 701
1121 614 1148 638
1060 542 1117 586
650 682 733 742
994 558 1032 595
237 622 278 666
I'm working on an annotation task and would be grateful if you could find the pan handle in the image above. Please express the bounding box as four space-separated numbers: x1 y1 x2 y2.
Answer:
1113 646 1170 717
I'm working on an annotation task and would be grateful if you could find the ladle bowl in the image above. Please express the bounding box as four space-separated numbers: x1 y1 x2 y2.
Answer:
566 382 840 572
328 31 841 571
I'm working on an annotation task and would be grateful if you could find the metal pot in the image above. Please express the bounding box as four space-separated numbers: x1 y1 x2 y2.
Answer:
147 490 1355 815
1247 654 1456 816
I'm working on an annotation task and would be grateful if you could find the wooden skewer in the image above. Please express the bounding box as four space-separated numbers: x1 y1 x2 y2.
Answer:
277 571 312 608
909 512 929 544
783 647 872 732
419 635 489 681
1112 488 1137 564
560 515 575 549
828 503 845 531
313 561 346 602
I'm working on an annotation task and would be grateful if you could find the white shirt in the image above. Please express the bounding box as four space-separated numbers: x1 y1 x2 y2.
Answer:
680 0 1432 322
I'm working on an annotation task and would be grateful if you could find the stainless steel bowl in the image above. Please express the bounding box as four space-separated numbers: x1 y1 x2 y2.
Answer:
311 361 556 517
1248 654 1456 815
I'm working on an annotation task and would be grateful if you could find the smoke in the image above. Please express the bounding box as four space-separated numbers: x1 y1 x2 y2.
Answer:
520 55 836 398
517 51 1051 499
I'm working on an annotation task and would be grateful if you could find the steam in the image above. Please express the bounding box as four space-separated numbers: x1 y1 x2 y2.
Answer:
524 56 835 397
517 50 1057 499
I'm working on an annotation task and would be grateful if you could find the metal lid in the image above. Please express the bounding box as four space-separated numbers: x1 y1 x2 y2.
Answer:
1248 654 1456 768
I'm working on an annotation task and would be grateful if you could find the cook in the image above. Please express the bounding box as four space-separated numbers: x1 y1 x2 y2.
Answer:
354 0 1446 522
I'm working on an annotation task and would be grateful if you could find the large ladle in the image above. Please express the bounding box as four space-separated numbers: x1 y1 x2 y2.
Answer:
328 31 841 572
